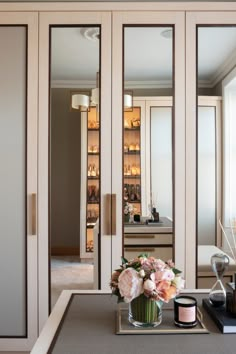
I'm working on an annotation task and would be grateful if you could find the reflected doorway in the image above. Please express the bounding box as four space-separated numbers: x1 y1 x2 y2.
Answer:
49 26 100 308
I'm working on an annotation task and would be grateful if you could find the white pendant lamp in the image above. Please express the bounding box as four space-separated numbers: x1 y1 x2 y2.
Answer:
72 93 90 111
124 94 132 109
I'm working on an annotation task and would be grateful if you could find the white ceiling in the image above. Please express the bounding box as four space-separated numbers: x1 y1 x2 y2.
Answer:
51 26 236 89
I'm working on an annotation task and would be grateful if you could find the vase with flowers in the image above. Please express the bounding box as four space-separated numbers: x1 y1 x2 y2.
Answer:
110 254 184 327
124 202 134 223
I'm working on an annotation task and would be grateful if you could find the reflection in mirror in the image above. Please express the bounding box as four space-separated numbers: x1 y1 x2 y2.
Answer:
197 106 216 246
49 26 100 308
197 27 236 289
123 26 174 262
151 107 172 220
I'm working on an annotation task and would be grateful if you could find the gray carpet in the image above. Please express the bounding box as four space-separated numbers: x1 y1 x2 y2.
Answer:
51 256 94 307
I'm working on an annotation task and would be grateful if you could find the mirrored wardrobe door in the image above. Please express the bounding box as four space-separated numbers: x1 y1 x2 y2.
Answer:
112 12 185 277
186 12 236 289
38 12 111 329
0 12 38 349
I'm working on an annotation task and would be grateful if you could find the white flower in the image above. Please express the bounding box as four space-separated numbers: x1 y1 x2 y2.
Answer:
143 279 156 292
172 275 185 290
139 269 145 278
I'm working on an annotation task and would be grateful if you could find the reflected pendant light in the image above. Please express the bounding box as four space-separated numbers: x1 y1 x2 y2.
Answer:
72 93 90 112
124 94 132 108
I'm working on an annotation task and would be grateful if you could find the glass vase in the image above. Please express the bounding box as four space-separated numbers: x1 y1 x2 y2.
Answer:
124 213 130 223
128 294 162 328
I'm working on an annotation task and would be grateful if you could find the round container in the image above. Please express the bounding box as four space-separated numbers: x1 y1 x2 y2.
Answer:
174 295 197 328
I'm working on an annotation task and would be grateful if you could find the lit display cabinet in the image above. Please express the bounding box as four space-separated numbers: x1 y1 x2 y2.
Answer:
123 107 142 218
80 106 100 259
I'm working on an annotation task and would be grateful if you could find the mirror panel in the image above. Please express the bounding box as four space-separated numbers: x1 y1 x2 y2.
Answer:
123 26 174 261
50 26 100 307
197 106 216 246
151 106 173 219
197 26 236 288
0 26 27 336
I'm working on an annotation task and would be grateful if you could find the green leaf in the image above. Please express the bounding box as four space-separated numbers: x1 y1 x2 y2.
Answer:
138 253 149 258
127 261 140 269
172 268 182 275
121 257 128 265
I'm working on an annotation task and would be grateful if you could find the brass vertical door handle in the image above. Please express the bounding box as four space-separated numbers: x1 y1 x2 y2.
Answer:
31 193 37 235
104 194 116 235
111 194 116 235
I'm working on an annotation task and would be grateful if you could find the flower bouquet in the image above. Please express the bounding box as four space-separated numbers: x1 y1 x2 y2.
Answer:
110 254 184 327
124 202 134 223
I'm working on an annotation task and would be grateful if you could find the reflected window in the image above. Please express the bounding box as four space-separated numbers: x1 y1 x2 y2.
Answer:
151 107 172 219
197 26 236 288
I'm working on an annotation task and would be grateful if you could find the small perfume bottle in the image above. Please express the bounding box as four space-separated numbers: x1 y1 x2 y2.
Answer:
209 253 230 307
88 164 92 176
127 165 131 176
131 164 137 176
91 164 96 177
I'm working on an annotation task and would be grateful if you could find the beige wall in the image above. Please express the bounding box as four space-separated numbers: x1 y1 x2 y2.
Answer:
50 88 81 253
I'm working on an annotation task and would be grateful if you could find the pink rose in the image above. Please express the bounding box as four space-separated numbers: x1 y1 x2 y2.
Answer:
151 269 175 283
118 268 143 302
152 259 166 271
140 257 165 272
161 269 175 281
166 259 175 268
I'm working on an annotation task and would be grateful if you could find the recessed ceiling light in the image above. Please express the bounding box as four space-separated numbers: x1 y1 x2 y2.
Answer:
81 28 100 41
160 29 173 39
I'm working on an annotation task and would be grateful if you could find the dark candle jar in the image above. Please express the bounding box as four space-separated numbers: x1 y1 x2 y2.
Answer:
174 295 197 328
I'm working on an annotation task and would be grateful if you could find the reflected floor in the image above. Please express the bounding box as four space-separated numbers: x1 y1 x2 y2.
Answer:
51 256 94 308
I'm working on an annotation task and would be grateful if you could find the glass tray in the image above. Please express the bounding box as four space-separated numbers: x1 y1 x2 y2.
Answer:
116 306 209 335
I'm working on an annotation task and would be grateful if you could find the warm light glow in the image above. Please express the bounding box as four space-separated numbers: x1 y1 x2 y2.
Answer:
91 88 99 105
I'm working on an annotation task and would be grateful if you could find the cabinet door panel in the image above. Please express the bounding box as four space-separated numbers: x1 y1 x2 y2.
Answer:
112 12 185 276
39 11 111 330
0 12 38 351
186 12 236 288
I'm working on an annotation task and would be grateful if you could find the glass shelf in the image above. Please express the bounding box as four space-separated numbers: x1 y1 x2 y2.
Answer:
124 175 141 179
88 176 99 180
124 151 140 155
124 127 140 131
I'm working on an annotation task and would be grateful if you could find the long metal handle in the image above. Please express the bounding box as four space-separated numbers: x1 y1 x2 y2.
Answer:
124 248 155 252
111 194 116 235
31 193 37 235
125 235 155 239
104 194 116 235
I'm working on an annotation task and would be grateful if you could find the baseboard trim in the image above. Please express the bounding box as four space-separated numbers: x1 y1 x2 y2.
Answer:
51 247 80 256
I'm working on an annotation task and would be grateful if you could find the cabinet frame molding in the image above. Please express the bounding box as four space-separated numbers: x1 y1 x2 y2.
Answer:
186 11 236 288
38 11 112 331
2 2 236 12
112 11 186 279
